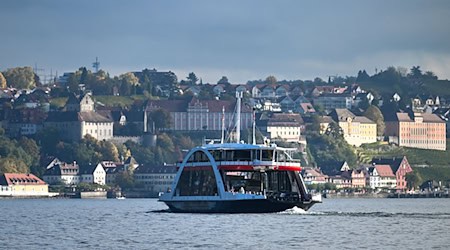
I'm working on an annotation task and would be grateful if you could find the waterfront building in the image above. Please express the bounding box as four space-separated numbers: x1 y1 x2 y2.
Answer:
79 164 106 185
350 169 366 188
302 168 328 185
43 162 80 185
0 173 49 197
368 165 396 190
385 112 446 150
372 156 413 191
134 165 177 197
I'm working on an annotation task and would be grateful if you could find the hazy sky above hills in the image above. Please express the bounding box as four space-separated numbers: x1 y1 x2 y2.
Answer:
1 0 450 83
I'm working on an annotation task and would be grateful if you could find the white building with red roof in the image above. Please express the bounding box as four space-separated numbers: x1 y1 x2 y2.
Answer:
0 173 49 197
368 165 396 189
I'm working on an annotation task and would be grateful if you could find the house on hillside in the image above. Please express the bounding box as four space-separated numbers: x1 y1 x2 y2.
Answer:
385 112 446 150
145 97 252 132
257 113 304 143
44 93 113 141
328 109 377 146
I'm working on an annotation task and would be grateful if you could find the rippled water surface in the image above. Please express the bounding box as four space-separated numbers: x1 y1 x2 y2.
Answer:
1 198 449 249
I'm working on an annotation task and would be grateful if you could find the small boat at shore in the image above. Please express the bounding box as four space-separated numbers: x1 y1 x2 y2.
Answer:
158 92 321 213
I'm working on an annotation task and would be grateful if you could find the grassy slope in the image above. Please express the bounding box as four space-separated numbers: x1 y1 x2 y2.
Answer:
357 140 450 167
357 140 450 181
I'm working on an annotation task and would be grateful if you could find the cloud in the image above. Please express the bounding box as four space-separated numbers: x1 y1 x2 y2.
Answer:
2 0 450 83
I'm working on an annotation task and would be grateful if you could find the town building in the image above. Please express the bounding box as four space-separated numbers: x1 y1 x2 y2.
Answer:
385 112 446 150
145 98 252 132
44 93 114 141
372 156 413 191
0 173 49 197
257 113 304 143
312 93 353 112
79 164 106 185
302 168 328 185
43 161 80 185
368 165 396 190
321 109 377 146
134 165 177 197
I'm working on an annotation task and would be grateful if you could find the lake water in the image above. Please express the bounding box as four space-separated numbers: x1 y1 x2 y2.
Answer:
1 198 449 249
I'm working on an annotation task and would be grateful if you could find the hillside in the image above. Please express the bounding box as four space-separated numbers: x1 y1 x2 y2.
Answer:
357 140 450 167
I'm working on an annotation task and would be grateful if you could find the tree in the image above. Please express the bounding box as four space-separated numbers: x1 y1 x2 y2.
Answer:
98 140 120 162
0 72 7 88
3 66 36 89
364 105 385 136
115 171 135 190
409 66 422 78
149 109 172 129
18 137 40 167
325 122 343 139
80 67 88 84
187 72 199 85
356 70 370 82
120 72 140 86
119 78 132 96
217 76 230 85
406 172 422 190
265 75 277 85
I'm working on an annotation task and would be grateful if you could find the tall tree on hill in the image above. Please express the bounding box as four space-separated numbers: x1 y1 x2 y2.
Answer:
187 72 199 85
265 75 277 85
217 76 230 85
356 70 370 82
409 66 422 78
3 66 36 89
364 105 385 136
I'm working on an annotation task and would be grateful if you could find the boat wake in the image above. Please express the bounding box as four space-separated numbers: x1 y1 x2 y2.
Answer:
279 210 450 219
147 209 172 213
278 206 311 215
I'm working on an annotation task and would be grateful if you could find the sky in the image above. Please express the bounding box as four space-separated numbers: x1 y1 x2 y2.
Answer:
1 0 450 84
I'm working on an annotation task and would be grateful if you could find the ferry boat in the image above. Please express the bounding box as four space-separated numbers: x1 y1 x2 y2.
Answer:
158 92 321 213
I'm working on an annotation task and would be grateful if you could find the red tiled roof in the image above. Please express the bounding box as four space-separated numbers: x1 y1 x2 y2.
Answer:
1 173 47 185
374 165 395 177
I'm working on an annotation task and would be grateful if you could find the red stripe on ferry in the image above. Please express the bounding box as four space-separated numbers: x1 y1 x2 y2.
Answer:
218 165 302 171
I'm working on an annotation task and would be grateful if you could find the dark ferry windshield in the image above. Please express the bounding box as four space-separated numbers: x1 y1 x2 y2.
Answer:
221 170 299 194
208 149 275 162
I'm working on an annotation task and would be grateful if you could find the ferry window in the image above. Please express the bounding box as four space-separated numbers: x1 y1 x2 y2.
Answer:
187 151 210 162
209 150 223 161
234 150 251 161
252 150 260 161
175 166 218 196
267 171 292 192
276 151 286 162
261 150 273 161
